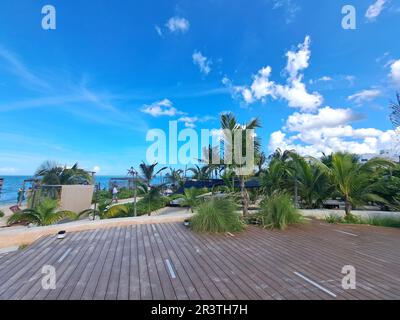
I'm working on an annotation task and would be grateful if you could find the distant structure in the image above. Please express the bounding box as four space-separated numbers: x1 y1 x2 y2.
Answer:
359 150 400 163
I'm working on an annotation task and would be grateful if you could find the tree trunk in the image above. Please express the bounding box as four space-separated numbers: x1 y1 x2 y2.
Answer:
240 176 249 216
345 198 351 217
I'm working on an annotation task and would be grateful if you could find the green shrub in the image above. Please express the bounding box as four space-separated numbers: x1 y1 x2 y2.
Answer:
343 213 364 224
364 215 400 228
0 210 4 218
325 214 343 224
190 197 244 233
258 193 303 230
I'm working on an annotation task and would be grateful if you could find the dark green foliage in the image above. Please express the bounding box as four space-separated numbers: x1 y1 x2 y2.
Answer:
258 193 303 230
190 197 244 233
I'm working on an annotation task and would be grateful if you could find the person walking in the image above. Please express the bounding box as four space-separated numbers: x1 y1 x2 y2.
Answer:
17 188 25 206
112 185 119 203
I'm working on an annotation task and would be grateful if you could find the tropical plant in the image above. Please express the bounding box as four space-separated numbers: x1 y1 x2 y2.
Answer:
178 187 209 212
187 165 211 180
35 161 92 185
80 198 112 219
322 152 394 217
220 112 261 216
389 92 400 129
190 197 243 233
255 151 267 176
7 198 77 226
258 193 303 230
138 161 167 187
0 210 4 218
165 168 184 190
290 154 332 209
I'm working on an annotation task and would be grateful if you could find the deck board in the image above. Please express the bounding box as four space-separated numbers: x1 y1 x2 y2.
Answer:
0 219 399 300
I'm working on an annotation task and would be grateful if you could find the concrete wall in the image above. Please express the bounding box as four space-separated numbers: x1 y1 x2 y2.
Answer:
59 185 94 213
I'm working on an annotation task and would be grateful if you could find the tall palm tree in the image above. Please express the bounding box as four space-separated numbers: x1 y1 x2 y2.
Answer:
255 151 267 176
290 154 332 209
35 161 92 185
322 152 394 217
7 198 77 226
220 112 261 216
165 168 184 190
187 165 211 180
389 92 400 129
178 188 208 212
138 162 167 187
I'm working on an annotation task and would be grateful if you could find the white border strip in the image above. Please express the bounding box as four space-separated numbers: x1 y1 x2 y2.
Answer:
294 272 337 298
334 230 358 237
165 259 176 279
57 248 72 263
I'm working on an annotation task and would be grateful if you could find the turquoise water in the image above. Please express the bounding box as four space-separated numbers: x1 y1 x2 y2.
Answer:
0 175 163 206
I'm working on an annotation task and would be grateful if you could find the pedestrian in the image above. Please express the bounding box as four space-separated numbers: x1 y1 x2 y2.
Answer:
17 188 25 206
112 185 119 203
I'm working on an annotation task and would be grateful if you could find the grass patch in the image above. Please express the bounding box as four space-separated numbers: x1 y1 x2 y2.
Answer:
365 216 400 228
259 193 303 230
191 197 244 233
325 214 400 228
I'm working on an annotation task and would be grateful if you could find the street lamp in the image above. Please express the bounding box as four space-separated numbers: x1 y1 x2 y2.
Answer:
128 167 138 217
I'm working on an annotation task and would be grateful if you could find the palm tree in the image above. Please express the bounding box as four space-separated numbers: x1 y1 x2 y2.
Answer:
137 182 164 215
290 154 332 209
138 162 167 187
261 158 291 196
187 165 211 180
220 112 261 216
165 168 184 190
7 198 77 226
389 92 400 129
255 151 267 176
35 161 92 185
178 188 208 212
322 152 394 217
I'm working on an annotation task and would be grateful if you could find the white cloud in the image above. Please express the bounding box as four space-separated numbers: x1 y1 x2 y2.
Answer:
275 79 323 112
165 16 190 33
285 36 311 80
141 99 184 117
272 0 301 24
192 51 212 75
224 36 323 112
268 107 397 157
155 25 163 37
389 59 400 86
0 167 17 174
92 165 101 173
366 0 387 21
285 107 361 132
319 76 332 82
178 116 198 128
348 89 381 104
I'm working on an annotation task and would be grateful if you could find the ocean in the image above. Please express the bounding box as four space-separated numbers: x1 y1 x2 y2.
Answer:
0 175 147 206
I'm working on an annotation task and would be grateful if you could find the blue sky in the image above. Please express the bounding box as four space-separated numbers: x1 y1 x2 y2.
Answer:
0 0 399 175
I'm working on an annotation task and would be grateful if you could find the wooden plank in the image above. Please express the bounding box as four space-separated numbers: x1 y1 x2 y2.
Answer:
66 227 113 300
136 224 152 299
79 227 118 300
0 232 81 299
128 226 141 300
17 230 97 300
117 225 131 300
146 224 189 300
144 224 177 300
105 227 127 300
92 227 122 300
40 229 102 300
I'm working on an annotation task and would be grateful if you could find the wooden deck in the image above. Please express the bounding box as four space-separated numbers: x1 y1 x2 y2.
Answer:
0 219 399 300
